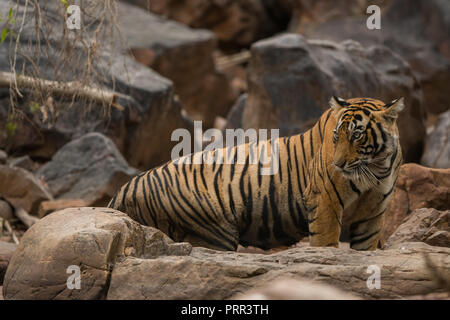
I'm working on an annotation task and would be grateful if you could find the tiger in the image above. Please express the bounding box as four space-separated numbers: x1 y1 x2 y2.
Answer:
108 96 404 251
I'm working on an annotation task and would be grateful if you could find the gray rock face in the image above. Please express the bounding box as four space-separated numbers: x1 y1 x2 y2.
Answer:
36 133 139 207
226 94 247 129
118 2 237 128
306 0 450 116
9 155 33 172
0 200 13 221
0 1 190 170
0 165 52 216
128 0 292 49
240 34 425 162
421 110 450 169
3 207 449 300
385 208 450 249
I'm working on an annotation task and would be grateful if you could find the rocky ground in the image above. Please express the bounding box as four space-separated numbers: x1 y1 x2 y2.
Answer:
0 0 449 300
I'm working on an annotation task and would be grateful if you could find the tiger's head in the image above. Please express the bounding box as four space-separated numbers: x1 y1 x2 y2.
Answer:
329 96 404 189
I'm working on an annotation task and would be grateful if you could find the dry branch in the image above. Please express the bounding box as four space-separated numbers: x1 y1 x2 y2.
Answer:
13 207 39 229
215 50 251 71
0 71 124 111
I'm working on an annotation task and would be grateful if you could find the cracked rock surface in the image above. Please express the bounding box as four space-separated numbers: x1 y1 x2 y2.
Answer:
2 207 449 300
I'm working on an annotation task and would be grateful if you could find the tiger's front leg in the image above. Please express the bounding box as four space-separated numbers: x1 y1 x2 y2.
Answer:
348 189 390 251
306 192 343 248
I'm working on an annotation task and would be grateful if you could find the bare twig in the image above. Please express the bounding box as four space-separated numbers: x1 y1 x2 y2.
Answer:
215 50 251 71
13 207 39 229
3 220 19 245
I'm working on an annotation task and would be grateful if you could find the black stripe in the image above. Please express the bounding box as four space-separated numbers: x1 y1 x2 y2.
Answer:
145 173 159 229
140 175 155 226
108 194 117 208
300 134 308 167
257 196 271 248
173 170 237 243
132 176 146 224
228 184 238 225
326 168 344 210
349 180 361 196
199 162 208 190
121 180 132 209
383 185 395 199
258 143 264 187
286 157 299 229
165 172 236 249
350 208 386 232
350 229 380 246
213 164 231 223
162 164 174 186
318 118 323 142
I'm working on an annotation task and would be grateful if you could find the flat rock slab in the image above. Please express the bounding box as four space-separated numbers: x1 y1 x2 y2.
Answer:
107 242 449 300
2 207 449 300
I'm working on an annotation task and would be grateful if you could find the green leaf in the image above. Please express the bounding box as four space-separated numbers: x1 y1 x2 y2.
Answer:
6 120 17 137
29 102 40 113
8 8 13 20
1 28 8 43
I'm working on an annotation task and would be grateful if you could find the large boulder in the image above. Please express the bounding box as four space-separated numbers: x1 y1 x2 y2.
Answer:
0 1 190 170
238 34 425 162
129 0 292 49
2 207 192 300
305 0 450 116
117 2 237 128
384 208 449 249
380 164 450 244
0 165 52 216
3 207 449 300
36 133 139 209
421 110 450 169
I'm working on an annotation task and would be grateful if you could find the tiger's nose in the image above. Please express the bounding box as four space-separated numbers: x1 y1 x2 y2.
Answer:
334 160 346 169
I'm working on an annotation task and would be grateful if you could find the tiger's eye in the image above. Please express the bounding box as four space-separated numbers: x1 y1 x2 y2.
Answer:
353 132 361 139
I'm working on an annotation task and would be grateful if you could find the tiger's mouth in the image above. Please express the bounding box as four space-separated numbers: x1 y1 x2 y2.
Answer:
335 159 382 188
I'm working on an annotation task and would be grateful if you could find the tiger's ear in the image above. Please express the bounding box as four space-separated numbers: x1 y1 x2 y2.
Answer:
329 96 348 113
382 97 405 121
